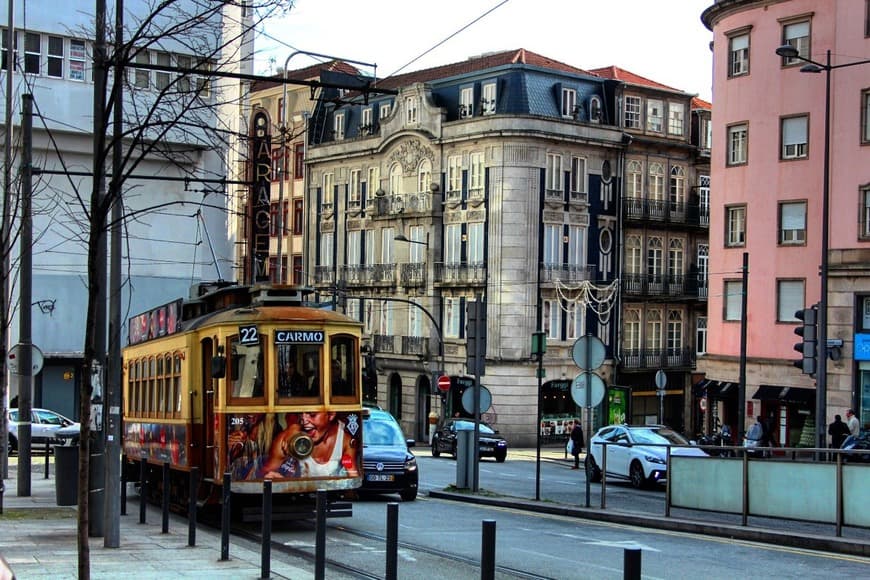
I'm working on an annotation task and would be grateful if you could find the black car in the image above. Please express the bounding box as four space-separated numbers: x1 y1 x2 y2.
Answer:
431 418 508 462
360 409 418 501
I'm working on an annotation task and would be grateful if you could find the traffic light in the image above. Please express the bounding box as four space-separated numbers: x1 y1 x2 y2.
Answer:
793 305 818 375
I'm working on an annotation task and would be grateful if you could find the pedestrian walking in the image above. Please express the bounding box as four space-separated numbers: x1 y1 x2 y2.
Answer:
569 421 585 469
845 409 860 437
828 415 850 450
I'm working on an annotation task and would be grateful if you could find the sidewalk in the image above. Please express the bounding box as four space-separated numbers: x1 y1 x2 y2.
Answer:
0 460 323 580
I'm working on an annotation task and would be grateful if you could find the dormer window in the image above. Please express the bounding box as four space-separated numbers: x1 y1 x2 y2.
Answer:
460 87 474 118
589 96 602 123
380 102 391 119
561 87 577 118
482 82 497 115
334 112 345 140
361 107 373 135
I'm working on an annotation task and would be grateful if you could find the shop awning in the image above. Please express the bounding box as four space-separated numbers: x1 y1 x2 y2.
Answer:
692 379 738 399
751 385 815 405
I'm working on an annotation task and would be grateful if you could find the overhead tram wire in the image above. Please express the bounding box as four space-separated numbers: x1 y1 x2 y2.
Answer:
381 0 512 81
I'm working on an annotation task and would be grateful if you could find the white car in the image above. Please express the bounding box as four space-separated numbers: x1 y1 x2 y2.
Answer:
585 424 707 489
7 408 79 453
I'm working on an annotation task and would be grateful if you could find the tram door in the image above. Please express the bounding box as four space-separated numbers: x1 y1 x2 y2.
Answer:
201 338 216 480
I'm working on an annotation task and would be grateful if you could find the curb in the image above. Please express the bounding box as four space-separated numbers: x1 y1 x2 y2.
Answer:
427 490 870 557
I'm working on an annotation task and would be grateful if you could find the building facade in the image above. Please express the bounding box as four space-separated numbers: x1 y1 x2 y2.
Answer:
1 1 252 420
247 49 709 445
701 0 870 445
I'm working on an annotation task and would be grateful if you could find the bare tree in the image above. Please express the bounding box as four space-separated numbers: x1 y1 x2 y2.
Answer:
10 1 294 577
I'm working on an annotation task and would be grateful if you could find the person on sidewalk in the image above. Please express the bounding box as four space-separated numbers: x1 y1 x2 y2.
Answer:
828 415 850 450
845 408 860 437
569 421 585 469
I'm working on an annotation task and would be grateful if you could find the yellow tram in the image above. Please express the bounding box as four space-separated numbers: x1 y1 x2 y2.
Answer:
121 282 364 517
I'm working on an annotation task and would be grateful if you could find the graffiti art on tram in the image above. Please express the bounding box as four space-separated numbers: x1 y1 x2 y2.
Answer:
124 422 187 466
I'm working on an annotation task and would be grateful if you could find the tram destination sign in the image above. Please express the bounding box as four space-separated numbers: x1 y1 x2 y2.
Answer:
274 330 325 344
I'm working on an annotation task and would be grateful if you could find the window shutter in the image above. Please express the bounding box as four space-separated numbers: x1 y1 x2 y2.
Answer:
782 117 806 145
731 35 748 51
781 203 805 230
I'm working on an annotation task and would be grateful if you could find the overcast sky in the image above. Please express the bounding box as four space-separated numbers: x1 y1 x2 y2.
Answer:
255 0 714 102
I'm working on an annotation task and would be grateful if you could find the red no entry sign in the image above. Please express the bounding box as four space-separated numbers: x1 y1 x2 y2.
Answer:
437 375 451 392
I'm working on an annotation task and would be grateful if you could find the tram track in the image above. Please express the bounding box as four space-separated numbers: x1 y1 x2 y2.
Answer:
192 500 556 579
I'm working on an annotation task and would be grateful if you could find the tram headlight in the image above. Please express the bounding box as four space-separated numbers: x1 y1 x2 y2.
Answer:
290 433 314 458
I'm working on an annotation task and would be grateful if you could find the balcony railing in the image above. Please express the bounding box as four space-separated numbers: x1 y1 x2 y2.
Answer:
365 191 433 217
339 264 396 286
434 262 486 286
399 262 426 287
401 335 430 356
314 265 335 286
540 263 597 283
621 197 709 228
620 347 696 370
622 273 708 300
373 334 395 354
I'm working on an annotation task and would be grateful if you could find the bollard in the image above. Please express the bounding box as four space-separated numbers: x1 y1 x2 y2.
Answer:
261 480 272 579
385 502 398 580
121 463 127 516
162 462 170 533
315 490 326 580
44 442 50 479
221 472 231 561
623 548 641 580
481 520 496 580
139 457 147 524
188 467 198 547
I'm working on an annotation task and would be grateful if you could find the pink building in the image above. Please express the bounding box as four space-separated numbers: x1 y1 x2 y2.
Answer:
700 0 870 446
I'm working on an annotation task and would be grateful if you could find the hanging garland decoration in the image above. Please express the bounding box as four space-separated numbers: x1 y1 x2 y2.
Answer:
554 278 620 318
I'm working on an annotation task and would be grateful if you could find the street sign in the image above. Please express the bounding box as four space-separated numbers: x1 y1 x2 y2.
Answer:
437 375 451 392
655 370 667 390
572 335 606 370
7 343 44 374
461 385 492 414
570 373 606 407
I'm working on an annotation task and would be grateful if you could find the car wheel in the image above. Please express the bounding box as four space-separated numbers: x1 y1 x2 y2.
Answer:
494 450 507 463
400 487 417 502
629 460 646 489
585 454 601 482
431 436 441 457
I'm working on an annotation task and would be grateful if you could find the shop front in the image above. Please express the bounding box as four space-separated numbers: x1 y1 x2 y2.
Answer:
750 385 815 448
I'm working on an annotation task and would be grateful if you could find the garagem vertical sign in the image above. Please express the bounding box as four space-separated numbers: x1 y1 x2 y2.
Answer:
249 108 272 283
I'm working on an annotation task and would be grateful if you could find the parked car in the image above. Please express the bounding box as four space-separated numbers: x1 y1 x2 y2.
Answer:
7 408 79 453
360 408 418 501
585 424 706 489
431 418 508 462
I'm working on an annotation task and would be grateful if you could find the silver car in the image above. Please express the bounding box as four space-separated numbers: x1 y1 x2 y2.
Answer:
7 408 79 453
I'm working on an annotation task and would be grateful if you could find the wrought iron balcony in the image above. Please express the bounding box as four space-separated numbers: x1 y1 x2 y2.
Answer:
401 335 430 356
399 262 426 287
620 347 696 370
434 262 486 286
540 263 597 283
314 265 335 286
373 334 395 354
621 197 709 229
622 273 708 300
366 191 432 217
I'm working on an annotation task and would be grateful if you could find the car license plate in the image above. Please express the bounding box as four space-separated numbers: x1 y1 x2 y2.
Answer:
366 474 394 482
481 446 493 452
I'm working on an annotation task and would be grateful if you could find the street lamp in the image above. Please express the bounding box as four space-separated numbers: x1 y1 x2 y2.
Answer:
394 233 429 246
774 45 870 449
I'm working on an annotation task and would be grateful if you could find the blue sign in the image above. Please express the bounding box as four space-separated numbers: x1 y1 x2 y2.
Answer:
854 334 870 361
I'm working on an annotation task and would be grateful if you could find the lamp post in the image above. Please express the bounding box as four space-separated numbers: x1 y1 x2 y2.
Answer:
774 45 870 449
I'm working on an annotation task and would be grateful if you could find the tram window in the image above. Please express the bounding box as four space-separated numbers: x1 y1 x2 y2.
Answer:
330 336 357 398
173 354 182 415
229 337 264 399
276 344 318 399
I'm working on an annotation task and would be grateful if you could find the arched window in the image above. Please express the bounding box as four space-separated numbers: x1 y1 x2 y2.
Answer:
417 159 432 193
389 163 402 196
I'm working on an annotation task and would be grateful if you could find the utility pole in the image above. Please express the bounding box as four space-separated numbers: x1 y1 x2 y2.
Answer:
17 94 33 497
104 0 124 548
1 0 15 483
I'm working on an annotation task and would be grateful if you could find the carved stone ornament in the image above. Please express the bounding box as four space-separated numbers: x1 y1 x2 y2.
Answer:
388 140 435 174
